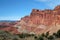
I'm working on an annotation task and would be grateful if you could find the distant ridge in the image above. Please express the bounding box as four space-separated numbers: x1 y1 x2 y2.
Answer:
0 20 17 22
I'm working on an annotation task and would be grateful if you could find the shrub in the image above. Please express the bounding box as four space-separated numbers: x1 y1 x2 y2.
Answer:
45 32 49 38
41 33 45 37
38 36 44 40
48 35 54 40
57 30 60 38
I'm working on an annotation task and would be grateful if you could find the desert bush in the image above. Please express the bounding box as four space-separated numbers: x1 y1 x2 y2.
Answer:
41 33 45 37
56 30 60 38
37 35 44 40
47 35 54 40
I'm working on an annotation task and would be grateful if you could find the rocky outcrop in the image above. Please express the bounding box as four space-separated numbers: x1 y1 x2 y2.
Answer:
0 21 19 34
15 5 60 34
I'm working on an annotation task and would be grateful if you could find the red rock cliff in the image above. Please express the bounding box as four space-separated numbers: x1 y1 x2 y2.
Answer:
15 5 60 34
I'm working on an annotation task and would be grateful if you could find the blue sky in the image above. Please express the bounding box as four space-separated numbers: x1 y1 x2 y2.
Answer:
0 0 60 20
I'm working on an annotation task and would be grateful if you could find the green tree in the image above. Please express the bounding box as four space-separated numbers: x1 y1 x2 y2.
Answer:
38 36 44 40
53 33 58 38
48 35 54 40
41 33 45 37
56 30 60 38
17 33 26 38
34 36 37 39
45 32 49 38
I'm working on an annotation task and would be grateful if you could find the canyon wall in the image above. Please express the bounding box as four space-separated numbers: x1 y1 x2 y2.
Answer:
15 5 60 34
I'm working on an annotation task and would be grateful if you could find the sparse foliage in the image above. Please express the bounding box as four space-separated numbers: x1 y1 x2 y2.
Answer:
38 36 44 40
48 35 54 40
0 29 60 40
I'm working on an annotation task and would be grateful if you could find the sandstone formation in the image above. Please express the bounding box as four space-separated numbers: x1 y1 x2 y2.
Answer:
15 5 60 34
0 21 19 34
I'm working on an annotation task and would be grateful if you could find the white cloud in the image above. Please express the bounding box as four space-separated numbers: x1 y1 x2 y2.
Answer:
35 0 60 9
46 0 60 9
0 16 20 20
35 0 51 2
36 0 47 2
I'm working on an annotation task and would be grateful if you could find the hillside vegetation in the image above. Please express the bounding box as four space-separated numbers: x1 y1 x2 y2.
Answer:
0 29 60 40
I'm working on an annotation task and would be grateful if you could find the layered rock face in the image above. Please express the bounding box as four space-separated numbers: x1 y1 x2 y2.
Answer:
0 21 19 34
15 5 60 34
